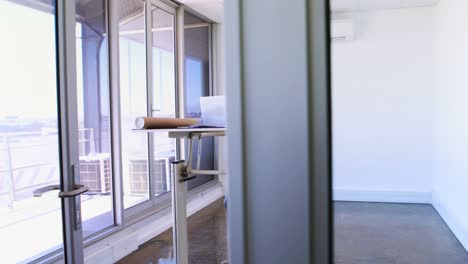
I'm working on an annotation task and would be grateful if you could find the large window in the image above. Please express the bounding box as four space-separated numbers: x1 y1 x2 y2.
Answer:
151 7 176 197
76 0 114 236
0 0 215 261
0 1 63 262
119 0 150 209
0 0 117 261
118 1 179 210
184 11 215 190
118 2 215 212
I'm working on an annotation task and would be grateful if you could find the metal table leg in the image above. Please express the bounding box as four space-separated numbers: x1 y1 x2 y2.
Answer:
171 160 189 264
170 134 224 264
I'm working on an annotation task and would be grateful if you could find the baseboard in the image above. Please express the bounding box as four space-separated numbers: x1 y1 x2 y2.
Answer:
432 193 468 251
333 188 432 204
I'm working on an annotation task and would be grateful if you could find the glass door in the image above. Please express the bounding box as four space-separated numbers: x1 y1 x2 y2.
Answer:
55 0 87 263
149 3 177 198
0 1 64 262
119 0 151 210
119 0 178 215
0 0 118 262
75 0 115 238
0 0 86 263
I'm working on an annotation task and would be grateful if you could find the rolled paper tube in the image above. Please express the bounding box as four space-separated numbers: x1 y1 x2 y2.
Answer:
135 117 199 129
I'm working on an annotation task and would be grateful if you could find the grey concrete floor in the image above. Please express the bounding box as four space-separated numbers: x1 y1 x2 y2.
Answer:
117 198 227 264
334 202 468 264
118 200 467 264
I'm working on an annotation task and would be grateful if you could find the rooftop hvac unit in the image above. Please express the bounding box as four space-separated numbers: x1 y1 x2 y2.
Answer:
79 154 111 194
331 19 354 40
128 157 175 196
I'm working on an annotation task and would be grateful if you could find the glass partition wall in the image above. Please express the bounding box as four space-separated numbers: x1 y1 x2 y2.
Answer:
0 0 215 262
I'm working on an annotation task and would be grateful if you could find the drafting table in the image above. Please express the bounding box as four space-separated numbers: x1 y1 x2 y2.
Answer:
136 128 226 264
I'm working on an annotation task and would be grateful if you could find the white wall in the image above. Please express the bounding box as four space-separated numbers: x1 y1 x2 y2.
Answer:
332 8 436 203
433 0 468 250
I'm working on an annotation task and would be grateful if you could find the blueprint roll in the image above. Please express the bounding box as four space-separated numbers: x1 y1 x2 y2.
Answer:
135 117 199 129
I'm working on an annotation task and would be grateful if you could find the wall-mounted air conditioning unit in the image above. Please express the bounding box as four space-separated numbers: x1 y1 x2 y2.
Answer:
331 19 354 40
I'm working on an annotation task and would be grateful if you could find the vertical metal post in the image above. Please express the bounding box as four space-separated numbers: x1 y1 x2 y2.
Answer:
208 24 214 97
108 0 124 225
165 157 171 191
171 160 189 264
196 136 203 170
56 0 84 262
4 135 16 208
146 1 155 198
185 136 193 169
176 6 185 119
88 128 96 155
175 6 185 164
306 0 333 261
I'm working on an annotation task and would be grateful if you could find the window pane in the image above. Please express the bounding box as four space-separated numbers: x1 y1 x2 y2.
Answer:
75 0 114 236
119 0 150 208
0 1 63 262
151 7 176 197
184 11 214 190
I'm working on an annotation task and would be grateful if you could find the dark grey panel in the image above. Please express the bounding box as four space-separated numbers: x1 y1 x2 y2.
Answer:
226 0 332 263
241 0 310 262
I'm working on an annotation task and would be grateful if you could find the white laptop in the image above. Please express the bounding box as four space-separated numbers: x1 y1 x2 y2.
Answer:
191 96 226 128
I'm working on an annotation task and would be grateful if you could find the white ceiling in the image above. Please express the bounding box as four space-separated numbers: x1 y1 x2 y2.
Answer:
178 0 224 23
178 0 440 23
331 0 440 12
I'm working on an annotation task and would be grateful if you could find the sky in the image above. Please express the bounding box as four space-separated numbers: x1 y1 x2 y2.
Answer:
0 1 59 119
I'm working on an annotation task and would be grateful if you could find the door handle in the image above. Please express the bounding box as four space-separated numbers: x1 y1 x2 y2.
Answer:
58 184 89 198
33 185 61 197
34 184 89 198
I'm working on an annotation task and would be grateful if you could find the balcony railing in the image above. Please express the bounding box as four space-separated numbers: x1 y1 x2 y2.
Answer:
0 128 97 209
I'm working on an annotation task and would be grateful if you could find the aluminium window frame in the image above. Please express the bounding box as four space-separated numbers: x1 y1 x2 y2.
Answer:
75 0 218 251
120 0 179 220
113 0 219 222
32 0 90 262
56 0 84 262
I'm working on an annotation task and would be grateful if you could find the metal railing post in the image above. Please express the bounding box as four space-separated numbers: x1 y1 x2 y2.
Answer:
4 135 16 208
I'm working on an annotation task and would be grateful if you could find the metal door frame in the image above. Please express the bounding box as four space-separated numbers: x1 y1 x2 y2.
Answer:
56 0 85 263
